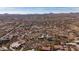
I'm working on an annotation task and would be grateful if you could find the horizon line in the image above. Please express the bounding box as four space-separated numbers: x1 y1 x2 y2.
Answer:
1 12 79 15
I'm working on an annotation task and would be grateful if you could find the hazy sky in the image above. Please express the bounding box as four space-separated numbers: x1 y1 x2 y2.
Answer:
0 7 79 14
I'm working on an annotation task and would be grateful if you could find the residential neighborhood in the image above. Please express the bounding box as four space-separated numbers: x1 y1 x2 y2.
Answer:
0 13 79 51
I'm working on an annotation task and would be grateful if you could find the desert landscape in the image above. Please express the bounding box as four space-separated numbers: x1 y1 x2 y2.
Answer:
0 13 79 51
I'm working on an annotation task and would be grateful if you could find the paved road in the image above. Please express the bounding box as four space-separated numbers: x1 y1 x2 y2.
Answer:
0 23 22 41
